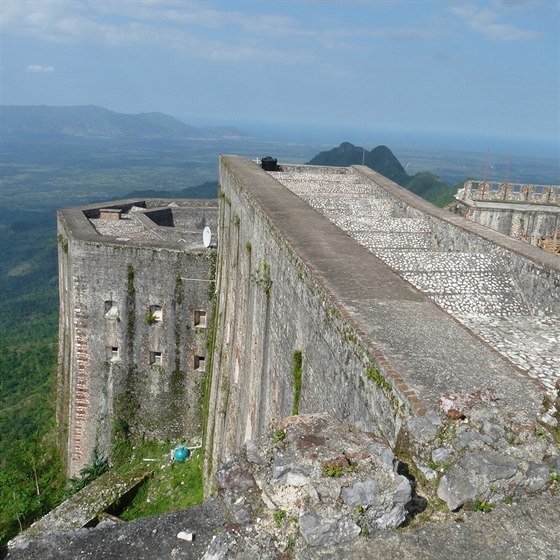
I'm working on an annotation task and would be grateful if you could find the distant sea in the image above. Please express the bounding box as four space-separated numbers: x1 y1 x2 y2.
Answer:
242 120 558 157
182 116 559 186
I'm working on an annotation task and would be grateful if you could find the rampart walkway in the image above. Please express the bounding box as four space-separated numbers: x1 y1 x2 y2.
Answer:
271 166 559 391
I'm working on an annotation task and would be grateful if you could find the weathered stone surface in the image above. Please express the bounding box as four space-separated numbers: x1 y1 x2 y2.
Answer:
4 499 230 560
214 413 412 553
216 457 255 495
5 407 560 559
524 463 550 492
439 389 496 420
299 510 361 546
437 472 477 511
431 447 452 464
245 440 267 465
58 199 218 477
433 419 559 510
293 495 560 560
9 471 150 548
405 413 442 445
6 494 559 560
341 478 378 507
201 531 280 560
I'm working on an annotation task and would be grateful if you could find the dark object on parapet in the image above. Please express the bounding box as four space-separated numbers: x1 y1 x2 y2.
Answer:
261 156 280 172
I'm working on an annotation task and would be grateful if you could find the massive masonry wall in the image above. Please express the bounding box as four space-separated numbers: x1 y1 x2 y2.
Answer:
204 157 549 489
57 200 217 477
204 161 409 489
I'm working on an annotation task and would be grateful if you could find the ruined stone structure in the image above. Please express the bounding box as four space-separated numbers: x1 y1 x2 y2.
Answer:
454 180 560 251
57 199 217 476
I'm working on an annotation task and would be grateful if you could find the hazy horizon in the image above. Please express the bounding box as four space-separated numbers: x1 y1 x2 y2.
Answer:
2 0 558 159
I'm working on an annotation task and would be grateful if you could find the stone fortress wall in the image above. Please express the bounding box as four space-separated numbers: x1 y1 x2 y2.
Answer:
57 199 218 477
204 156 559 490
34 157 560 557
55 157 559 511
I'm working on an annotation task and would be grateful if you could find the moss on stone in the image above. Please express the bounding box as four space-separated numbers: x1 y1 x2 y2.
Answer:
292 350 303 416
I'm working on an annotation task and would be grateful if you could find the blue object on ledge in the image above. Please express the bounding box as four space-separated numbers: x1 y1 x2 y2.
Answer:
173 446 190 462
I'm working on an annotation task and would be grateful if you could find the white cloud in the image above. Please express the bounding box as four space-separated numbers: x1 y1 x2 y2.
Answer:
25 64 55 73
449 3 544 40
0 0 458 65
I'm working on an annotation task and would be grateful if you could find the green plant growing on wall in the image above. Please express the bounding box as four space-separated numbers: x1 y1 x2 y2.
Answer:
323 464 343 477
363 364 392 392
470 499 495 513
112 388 139 463
202 261 219 481
273 429 286 443
64 449 109 499
273 509 286 527
292 350 303 416
145 312 157 325
254 259 272 297
206 251 217 301
436 424 457 444
56 234 68 253
127 265 136 340
175 276 183 305
127 265 135 296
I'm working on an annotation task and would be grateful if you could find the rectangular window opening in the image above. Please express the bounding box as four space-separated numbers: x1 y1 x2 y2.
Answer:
106 346 120 361
149 305 163 323
194 310 207 328
194 355 206 371
150 351 163 366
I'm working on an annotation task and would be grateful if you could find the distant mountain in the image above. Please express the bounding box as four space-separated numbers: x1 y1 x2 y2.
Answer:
0 105 248 140
308 142 410 187
307 142 457 207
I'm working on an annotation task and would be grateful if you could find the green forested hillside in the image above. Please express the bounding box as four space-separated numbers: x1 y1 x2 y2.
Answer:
405 171 458 207
0 210 64 544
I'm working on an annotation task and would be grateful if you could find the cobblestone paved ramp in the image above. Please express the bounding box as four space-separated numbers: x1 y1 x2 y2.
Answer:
272 165 560 391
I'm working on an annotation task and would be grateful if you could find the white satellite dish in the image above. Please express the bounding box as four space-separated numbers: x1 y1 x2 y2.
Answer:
203 226 212 248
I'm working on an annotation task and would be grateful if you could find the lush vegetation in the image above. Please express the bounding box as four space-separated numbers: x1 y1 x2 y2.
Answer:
112 441 204 520
0 138 202 545
0 117 226 543
405 171 460 207
309 142 411 187
0 209 64 544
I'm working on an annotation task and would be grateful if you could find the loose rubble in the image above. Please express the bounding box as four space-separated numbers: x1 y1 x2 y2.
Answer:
203 403 560 559
207 413 412 557
401 387 560 512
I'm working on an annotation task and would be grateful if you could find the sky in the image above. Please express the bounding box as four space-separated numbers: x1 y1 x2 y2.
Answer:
1 0 559 151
